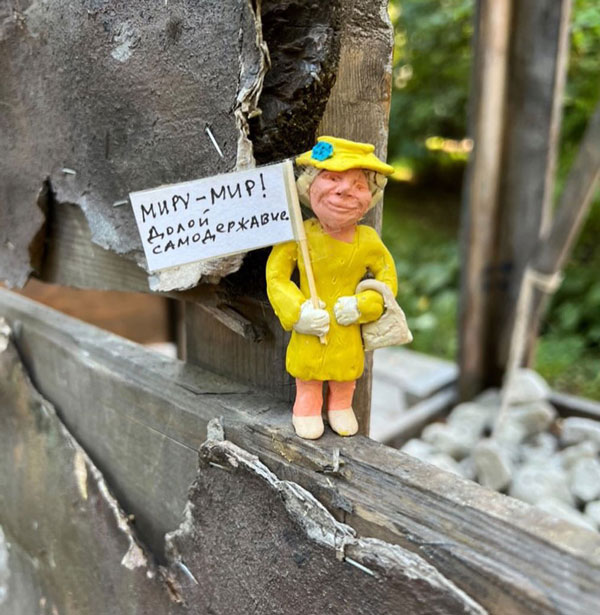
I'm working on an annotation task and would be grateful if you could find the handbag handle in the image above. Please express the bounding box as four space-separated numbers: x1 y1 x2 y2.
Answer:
355 279 396 308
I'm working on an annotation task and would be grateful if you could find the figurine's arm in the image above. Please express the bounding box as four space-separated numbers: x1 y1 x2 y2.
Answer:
334 235 398 326
356 243 398 323
266 241 307 331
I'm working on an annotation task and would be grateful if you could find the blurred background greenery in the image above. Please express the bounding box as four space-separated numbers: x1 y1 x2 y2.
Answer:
384 0 600 398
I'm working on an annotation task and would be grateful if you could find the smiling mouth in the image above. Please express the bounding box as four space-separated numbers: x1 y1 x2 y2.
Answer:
325 199 361 212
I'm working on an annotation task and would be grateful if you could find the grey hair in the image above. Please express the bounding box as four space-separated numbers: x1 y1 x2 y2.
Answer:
296 167 388 211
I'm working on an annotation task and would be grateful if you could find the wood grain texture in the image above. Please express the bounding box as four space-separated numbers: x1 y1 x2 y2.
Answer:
2 289 599 615
458 0 512 399
40 200 229 308
0 334 181 615
489 0 572 376
164 437 486 615
0 326 483 615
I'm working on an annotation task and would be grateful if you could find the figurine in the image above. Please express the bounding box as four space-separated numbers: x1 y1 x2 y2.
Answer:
266 136 398 440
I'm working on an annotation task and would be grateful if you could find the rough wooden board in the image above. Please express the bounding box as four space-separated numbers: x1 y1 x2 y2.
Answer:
185 292 295 402
165 435 486 615
39 200 230 309
488 0 572 377
11 277 172 345
0 331 182 615
0 324 484 615
41 202 151 293
0 0 265 286
2 289 600 614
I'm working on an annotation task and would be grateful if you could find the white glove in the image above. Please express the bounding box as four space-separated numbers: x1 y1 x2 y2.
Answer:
334 296 361 326
293 299 330 337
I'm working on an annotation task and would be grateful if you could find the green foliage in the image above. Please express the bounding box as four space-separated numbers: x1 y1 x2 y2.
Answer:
388 0 600 185
388 0 473 168
559 0 600 178
382 186 459 360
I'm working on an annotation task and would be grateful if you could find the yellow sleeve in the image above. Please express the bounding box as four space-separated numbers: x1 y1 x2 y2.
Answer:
266 241 306 331
356 230 399 324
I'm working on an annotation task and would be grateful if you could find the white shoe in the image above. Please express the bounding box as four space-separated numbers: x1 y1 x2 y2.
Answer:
327 407 358 436
292 414 324 440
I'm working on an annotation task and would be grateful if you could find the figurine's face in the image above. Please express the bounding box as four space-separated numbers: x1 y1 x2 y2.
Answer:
309 168 371 231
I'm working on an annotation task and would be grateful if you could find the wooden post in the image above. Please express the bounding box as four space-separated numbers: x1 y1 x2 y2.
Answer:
459 0 572 398
458 0 512 399
315 0 394 434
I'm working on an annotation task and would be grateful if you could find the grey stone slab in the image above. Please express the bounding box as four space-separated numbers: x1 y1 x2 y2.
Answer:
373 347 458 403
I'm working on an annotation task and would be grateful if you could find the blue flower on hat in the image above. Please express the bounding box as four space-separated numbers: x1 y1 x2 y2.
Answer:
311 141 334 161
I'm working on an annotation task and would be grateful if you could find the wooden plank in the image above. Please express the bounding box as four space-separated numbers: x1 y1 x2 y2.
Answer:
11 277 172 345
40 200 229 308
458 0 512 399
1 288 599 615
488 0 572 377
0 334 179 613
550 390 600 421
185 292 295 402
0 330 485 615
41 202 151 293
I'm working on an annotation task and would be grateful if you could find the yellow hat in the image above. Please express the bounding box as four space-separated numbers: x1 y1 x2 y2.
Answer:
296 136 394 176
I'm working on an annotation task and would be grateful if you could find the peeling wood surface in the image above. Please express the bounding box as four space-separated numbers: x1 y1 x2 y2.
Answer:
165 435 486 615
0 326 181 614
2 289 600 614
1 0 265 287
249 0 342 163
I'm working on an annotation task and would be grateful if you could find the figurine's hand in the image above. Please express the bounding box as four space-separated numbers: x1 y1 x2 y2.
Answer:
293 300 330 337
334 296 361 326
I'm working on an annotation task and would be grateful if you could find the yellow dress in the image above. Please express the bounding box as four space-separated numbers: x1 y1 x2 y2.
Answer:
266 218 398 381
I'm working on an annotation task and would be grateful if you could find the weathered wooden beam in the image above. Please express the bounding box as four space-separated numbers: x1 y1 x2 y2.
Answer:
458 0 512 399
1 289 599 614
2 325 489 614
0 327 181 613
459 0 572 397
316 0 395 433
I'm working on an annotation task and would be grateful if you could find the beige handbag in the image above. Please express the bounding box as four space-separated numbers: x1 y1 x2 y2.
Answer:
355 279 413 350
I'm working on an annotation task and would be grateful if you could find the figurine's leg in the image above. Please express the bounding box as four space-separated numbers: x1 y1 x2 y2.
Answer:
326 380 358 436
292 379 324 440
